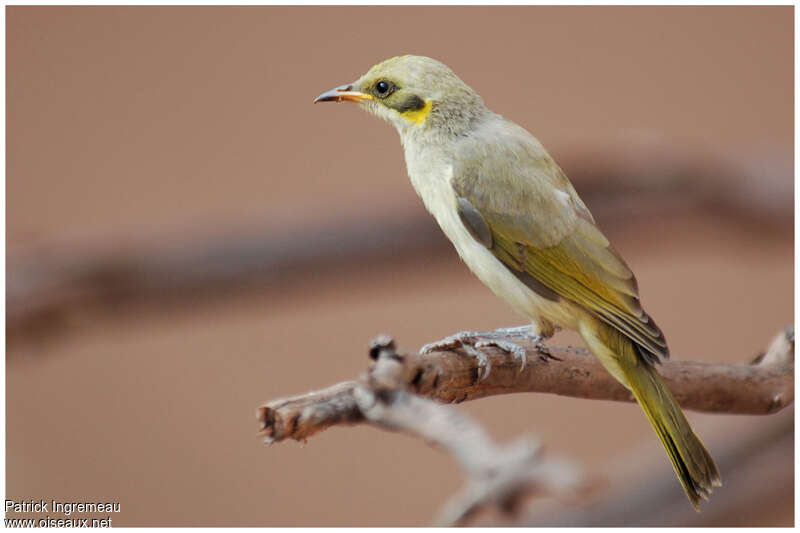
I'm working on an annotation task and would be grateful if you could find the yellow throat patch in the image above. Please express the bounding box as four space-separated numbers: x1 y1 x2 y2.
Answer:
400 100 433 125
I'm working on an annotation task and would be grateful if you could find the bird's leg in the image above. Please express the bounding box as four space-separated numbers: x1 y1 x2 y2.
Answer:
419 325 557 380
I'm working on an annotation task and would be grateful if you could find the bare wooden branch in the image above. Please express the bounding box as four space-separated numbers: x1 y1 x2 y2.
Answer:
753 325 795 366
259 336 584 525
258 381 364 444
259 327 793 445
258 329 792 525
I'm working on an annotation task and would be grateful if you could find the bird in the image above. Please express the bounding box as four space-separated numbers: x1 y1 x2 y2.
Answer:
314 54 720 509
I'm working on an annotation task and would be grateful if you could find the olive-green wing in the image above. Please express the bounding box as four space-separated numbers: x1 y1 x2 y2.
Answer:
452 143 668 363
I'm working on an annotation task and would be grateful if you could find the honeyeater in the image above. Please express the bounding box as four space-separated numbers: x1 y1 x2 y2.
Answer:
314 55 720 509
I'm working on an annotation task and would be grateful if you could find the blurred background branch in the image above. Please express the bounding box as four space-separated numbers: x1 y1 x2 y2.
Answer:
518 405 794 527
7 143 792 344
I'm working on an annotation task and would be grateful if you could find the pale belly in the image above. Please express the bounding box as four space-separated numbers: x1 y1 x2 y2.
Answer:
407 161 578 334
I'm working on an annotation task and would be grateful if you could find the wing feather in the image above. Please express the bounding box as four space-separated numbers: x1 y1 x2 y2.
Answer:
451 125 667 363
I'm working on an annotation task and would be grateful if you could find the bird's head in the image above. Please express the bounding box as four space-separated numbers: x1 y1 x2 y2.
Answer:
314 55 488 137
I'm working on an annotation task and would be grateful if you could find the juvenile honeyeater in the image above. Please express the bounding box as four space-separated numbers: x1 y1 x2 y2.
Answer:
314 55 720 509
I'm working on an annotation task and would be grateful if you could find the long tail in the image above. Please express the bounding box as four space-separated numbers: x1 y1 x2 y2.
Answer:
579 318 721 510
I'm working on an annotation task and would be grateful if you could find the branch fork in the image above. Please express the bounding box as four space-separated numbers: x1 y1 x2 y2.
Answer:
257 326 793 525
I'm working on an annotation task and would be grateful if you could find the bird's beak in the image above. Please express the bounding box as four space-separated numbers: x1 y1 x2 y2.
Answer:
314 84 374 104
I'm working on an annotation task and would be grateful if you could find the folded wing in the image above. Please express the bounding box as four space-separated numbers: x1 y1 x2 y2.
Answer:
452 139 668 364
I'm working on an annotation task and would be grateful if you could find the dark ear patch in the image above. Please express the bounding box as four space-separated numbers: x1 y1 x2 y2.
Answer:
394 94 426 113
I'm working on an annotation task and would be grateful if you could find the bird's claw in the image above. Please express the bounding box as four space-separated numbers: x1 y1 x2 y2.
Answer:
420 330 531 380
475 339 527 371
419 332 474 355
420 331 491 380
458 341 493 381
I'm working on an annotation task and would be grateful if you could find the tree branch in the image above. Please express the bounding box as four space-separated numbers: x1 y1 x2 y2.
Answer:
258 327 794 445
258 328 792 525
260 337 584 525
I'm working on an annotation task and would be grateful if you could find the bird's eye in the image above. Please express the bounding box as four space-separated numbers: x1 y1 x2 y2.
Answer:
375 80 392 96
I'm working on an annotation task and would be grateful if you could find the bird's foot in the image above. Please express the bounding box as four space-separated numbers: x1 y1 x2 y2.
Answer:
419 326 544 380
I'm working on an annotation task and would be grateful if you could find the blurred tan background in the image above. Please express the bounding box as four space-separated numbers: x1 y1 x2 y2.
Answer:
7 6 793 526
